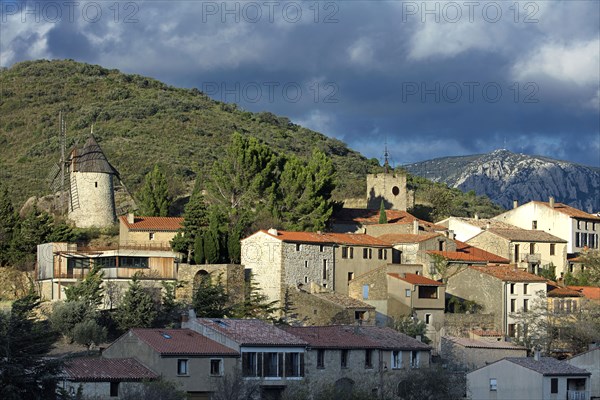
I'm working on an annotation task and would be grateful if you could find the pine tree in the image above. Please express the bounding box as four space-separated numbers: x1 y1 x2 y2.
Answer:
171 183 208 261
0 182 18 266
114 274 158 331
0 291 62 399
137 164 171 216
232 273 279 321
9 206 54 270
203 228 220 264
191 274 230 318
378 199 387 224
64 264 105 308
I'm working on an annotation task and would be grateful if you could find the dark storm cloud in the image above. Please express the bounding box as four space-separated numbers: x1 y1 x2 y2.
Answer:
1 0 598 166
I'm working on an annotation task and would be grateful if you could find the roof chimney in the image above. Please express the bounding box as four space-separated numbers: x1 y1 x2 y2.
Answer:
534 347 541 361
127 212 134 224
413 220 419 235
549 196 555 208
513 200 518 209
474 213 479 220
267 228 278 236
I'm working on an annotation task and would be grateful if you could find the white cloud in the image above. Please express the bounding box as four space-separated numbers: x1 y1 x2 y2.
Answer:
347 37 375 66
294 109 335 135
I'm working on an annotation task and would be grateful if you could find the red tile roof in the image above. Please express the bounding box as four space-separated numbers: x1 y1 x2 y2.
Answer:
281 325 430 350
334 208 418 225
119 215 184 231
128 328 238 356
256 230 391 247
427 240 509 264
388 273 444 286
547 281 583 298
470 329 503 337
196 319 307 347
377 233 442 243
444 336 526 350
486 228 566 243
531 201 600 221
567 286 600 301
469 266 547 282
63 358 159 382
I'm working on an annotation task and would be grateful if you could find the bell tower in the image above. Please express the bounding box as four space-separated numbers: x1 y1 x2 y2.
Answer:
366 146 408 211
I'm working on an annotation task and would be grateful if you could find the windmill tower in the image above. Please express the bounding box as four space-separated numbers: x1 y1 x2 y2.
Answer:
49 114 119 228
366 145 409 211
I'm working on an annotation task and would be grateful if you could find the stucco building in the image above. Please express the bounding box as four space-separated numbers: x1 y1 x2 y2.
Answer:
441 336 527 370
119 214 183 249
568 347 600 400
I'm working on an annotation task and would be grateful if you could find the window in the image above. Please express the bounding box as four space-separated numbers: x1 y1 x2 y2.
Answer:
341 350 349 368
322 260 327 280
349 247 354 259
582 233 589 247
177 359 188 375
362 248 372 259
576 232 581 247
529 243 535 254
489 379 497 391
317 350 325 369
348 272 354 282
149 232 155 241
95 257 116 268
378 249 386 260
410 351 419 368
405 289 411 297
418 286 437 299
355 311 366 321
296 244 301 252
425 314 432 325
550 243 555 256
550 378 558 394
365 350 373 368
285 353 304 377
319 245 324 252
210 359 222 376
391 350 402 369
438 241 444 251
577 220 582 229
119 257 149 268
514 244 520 262
523 299 529 312
304 260 308 268
110 382 119 397
342 247 348 259
263 352 280 377
362 285 369 300
242 352 259 377
532 220 537 229
304 276 308 283
94 182 98 188
523 284 529 295
511 299 516 312
510 283 515 294
508 324 516 337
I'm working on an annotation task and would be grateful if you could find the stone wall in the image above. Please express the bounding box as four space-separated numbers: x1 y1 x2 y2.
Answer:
68 171 116 228
443 313 497 338
366 172 409 211
176 263 245 304
281 242 335 298
440 337 527 370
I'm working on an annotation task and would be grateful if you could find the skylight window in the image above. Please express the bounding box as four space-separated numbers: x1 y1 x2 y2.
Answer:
161 333 172 339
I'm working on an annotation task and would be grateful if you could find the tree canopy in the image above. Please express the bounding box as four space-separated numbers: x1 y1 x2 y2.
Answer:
137 164 171 216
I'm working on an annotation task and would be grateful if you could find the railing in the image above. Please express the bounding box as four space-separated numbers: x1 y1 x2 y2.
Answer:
520 253 541 263
567 390 589 400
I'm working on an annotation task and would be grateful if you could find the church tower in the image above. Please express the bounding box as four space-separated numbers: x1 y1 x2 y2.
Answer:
366 147 409 211
67 135 118 228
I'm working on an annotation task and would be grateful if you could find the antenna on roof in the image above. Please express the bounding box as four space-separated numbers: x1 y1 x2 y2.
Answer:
383 142 390 173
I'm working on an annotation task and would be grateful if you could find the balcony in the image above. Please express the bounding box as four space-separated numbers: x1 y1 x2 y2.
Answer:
567 390 589 400
520 253 541 263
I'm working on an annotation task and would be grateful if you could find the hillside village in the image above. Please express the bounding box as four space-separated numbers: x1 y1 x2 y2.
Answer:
0 132 599 400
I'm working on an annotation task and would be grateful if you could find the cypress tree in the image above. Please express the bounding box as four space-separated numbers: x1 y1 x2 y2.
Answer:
378 199 388 224
0 182 18 266
193 234 205 265
191 274 230 318
137 164 171 216
203 228 220 264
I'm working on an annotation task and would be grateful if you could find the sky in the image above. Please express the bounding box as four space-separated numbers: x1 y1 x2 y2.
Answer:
1 0 599 167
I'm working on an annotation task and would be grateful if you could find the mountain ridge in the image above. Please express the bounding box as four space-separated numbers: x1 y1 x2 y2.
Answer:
405 149 600 213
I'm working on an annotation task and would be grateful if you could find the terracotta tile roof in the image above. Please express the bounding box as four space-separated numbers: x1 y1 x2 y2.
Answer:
119 215 184 231
469 265 547 282
567 286 600 301
256 230 391 247
450 217 518 230
444 336 526 350
427 241 509 264
63 358 159 382
281 325 430 350
196 319 307 347
128 328 238 356
470 329 503 337
333 208 418 225
504 357 591 376
388 273 444 286
486 228 566 243
547 282 583 298
377 233 441 244
531 201 600 221
313 292 375 309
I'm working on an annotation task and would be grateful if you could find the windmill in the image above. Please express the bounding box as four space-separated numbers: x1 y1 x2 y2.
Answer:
47 113 136 227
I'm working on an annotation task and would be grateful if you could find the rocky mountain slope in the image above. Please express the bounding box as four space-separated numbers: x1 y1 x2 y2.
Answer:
405 149 600 213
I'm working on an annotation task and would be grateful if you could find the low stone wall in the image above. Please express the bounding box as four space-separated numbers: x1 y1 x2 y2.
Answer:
443 313 497 338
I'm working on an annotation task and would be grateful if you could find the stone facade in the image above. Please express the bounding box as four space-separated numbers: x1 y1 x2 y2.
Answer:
334 244 392 295
241 231 285 305
367 172 409 211
176 263 245 304
68 171 116 228
286 284 376 326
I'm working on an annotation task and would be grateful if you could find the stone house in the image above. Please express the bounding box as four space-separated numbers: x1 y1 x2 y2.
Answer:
493 198 600 255
36 242 180 304
567 347 600 399
102 328 239 400
118 213 183 249
61 358 158 399
446 266 547 337
331 208 446 236
376 233 456 265
348 265 445 345
183 316 308 399
441 336 527 370
466 228 568 276
240 229 393 306
436 216 519 242
285 283 376 326
280 325 431 395
467 355 591 400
